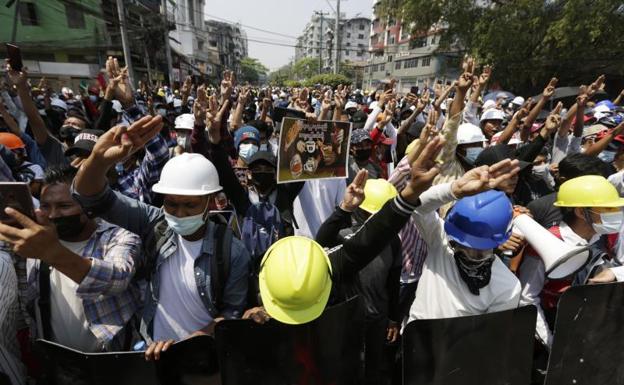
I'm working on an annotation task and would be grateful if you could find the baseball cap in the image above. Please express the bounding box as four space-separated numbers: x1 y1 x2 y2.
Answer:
351 129 372 144
248 150 277 168
64 129 104 158
474 144 531 171
234 126 260 148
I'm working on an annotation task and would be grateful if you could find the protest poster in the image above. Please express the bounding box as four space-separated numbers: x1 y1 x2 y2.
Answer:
277 117 352 183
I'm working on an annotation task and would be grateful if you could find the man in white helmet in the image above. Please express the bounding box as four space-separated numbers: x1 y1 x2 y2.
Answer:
72 115 251 360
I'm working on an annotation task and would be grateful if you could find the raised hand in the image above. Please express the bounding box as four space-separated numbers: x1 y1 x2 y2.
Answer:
543 102 563 133
90 115 163 167
378 89 393 108
206 97 229 144
587 75 605 98
105 56 133 106
479 65 492 87
220 70 235 102
193 84 208 121
451 159 520 198
5 61 28 88
340 169 368 212
0 208 59 260
542 77 558 100
401 135 446 204
456 56 475 93
181 76 192 102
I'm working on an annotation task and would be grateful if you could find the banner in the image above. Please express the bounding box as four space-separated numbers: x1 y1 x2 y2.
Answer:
277 117 352 184
35 335 218 385
215 296 364 385
402 306 537 385
545 282 624 385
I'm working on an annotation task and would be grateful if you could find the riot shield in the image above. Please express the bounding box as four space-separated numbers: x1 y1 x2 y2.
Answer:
545 282 624 385
35 335 218 385
402 305 536 385
215 296 364 385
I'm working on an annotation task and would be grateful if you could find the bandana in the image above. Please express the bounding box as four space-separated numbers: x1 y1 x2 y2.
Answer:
453 250 495 295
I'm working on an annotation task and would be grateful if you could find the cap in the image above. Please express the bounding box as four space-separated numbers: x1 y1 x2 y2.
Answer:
482 100 497 111
248 150 277 168
351 110 368 129
351 128 372 144
480 108 505 122
64 129 104 158
511 96 525 106
474 144 531 170
234 126 260 148
50 98 68 112
345 101 357 110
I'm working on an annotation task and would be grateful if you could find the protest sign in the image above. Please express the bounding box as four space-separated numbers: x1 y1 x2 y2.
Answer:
277 117 351 183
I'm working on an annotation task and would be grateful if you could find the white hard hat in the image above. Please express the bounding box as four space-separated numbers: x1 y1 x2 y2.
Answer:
152 153 222 196
491 131 522 145
174 113 195 130
345 101 357 110
511 96 525 106
111 100 123 113
173 98 183 108
482 99 497 111
457 123 486 145
480 108 505 122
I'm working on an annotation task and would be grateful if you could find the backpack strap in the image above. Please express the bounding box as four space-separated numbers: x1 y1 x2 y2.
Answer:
38 262 52 339
211 223 232 312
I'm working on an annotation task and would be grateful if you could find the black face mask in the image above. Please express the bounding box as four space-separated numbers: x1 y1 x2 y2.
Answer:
353 148 372 162
453 250 495 296
251 172 276 195
59 125 79 142
52 214 86 239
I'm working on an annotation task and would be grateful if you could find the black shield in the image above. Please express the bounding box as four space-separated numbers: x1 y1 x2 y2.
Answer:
402 305 536 385
35 335 218 385
215 296 364 385
545 282 624 385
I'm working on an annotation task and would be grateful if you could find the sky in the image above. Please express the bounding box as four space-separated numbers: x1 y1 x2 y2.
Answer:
204 0 373 71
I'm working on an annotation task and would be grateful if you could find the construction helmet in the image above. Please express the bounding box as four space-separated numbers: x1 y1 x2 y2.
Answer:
405 139 419 155
554 175 624 208
0 133 25 150
259 236 332 325
444 190 513 250
457 123 486 145
360 179 398 214
174 113 195 130
152 153 222 195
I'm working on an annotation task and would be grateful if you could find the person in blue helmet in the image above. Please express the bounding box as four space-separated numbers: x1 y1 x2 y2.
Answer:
407 160 522 322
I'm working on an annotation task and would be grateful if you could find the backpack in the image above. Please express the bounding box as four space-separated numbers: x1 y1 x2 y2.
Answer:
241 201 283 267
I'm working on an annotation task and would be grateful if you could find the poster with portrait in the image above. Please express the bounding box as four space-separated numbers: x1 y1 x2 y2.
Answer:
277 118 352 183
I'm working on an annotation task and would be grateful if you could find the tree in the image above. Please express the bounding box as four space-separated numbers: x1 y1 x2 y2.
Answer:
292 57 319 80
239 57 269 85
303 74 352 88
376 0 624 95
268 63 294 86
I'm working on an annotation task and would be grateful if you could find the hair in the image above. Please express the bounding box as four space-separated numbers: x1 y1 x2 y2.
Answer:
561 207 578 224
43 166 78 187
248 119 271 136
558 153 609 180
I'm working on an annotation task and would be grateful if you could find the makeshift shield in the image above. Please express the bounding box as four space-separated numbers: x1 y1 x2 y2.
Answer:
215 296 364 385
402 305 536 385
35 335 218 385
545 282 624 385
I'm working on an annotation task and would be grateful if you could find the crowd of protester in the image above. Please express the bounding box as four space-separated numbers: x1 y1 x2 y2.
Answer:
2 54 624 385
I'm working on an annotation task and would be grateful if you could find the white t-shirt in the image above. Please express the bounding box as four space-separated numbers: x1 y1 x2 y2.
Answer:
293 179 346 239
407 184 521 322
50 239 101 352
153 235 213 341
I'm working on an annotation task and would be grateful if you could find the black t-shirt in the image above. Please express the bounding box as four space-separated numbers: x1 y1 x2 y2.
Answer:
527 192 561 229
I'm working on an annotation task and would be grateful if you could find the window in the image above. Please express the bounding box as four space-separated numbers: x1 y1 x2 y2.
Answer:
358 34 364 39
379 64 385 72
188 0 195 26
359 24 365 30
316 49 320 54
65 5 85 29
388 36 395 45
422 57 431 66
387 55 393 62
347 33 351 38
395 61 402 70
372 64 378 72
346 42 350 47
19 2 38 26
409 36 427 49
197 39 204 51
403 58 419 69
345 50 350 56
210 40 217 47
357 51 363 57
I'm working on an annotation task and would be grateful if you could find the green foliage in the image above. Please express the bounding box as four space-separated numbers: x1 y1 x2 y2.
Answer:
303 73 352 88
268 63 294 86
376 0 624 94
284 80 302 87
292 57 320 80
239 57 269 85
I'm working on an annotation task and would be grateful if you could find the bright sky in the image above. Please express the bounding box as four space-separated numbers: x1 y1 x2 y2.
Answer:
204 0 373 71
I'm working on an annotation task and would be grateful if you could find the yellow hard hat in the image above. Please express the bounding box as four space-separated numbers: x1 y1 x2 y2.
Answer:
554 175 624 207
404 138 420 155
259 236 332 325
360 179 398 214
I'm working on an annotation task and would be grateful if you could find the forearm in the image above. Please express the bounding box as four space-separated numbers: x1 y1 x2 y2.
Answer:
434 87 454 111
46 244 92 284
332 106 344 122
17 86 49 145
230 103 244 132
75 156 110 197
470 84 483 104
573 103 583 137
397 108 423 135
448 88 466 118
315 206 353 248
210 143 250 215
497 117 519 145
524 99 546 130
95 100 114 132
0 109 20 134
318 108 330 121
364 107 382 131
585 133 616 156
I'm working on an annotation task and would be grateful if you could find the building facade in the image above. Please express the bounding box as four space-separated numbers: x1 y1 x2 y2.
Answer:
205 20 248 77
363 0 460 93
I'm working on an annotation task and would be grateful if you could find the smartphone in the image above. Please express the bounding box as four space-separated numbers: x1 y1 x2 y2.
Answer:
6 44 23 72
0 182 34 227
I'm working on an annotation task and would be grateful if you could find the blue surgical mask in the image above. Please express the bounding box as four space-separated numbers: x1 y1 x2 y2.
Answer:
598 150 616 163
89 95 98 103
157 108 167 117
465 147 484 165
164 210 207 236
239 143 258 161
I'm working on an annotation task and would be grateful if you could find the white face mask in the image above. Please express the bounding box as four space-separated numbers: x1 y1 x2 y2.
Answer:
239 143 258 161
164 202 209 236
532 164 549 179
592 211 624 235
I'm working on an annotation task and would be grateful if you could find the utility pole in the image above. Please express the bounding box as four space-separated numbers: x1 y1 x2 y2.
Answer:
334 0 340 74
116 0 135 87
9 0 20 43
313 11 328 75
162 0 174 87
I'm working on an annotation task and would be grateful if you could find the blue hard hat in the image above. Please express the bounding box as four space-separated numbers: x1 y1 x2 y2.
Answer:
444 190 513 250
596 100 616 111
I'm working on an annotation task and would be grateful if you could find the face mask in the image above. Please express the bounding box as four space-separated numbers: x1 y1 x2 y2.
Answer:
598 150 616 163
453 249 494 295
89 95 98 103
251 172 276 195
464 147 483 165
59 125 79 141
52 214 86 239
532 164 549 179
157 108 167 117
353 148 372 162
164 208 208 236
239 143 258 161
592 211 624 235
176 132 188 149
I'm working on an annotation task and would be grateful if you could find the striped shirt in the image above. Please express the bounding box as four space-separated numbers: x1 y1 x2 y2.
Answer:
0 251 25 385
